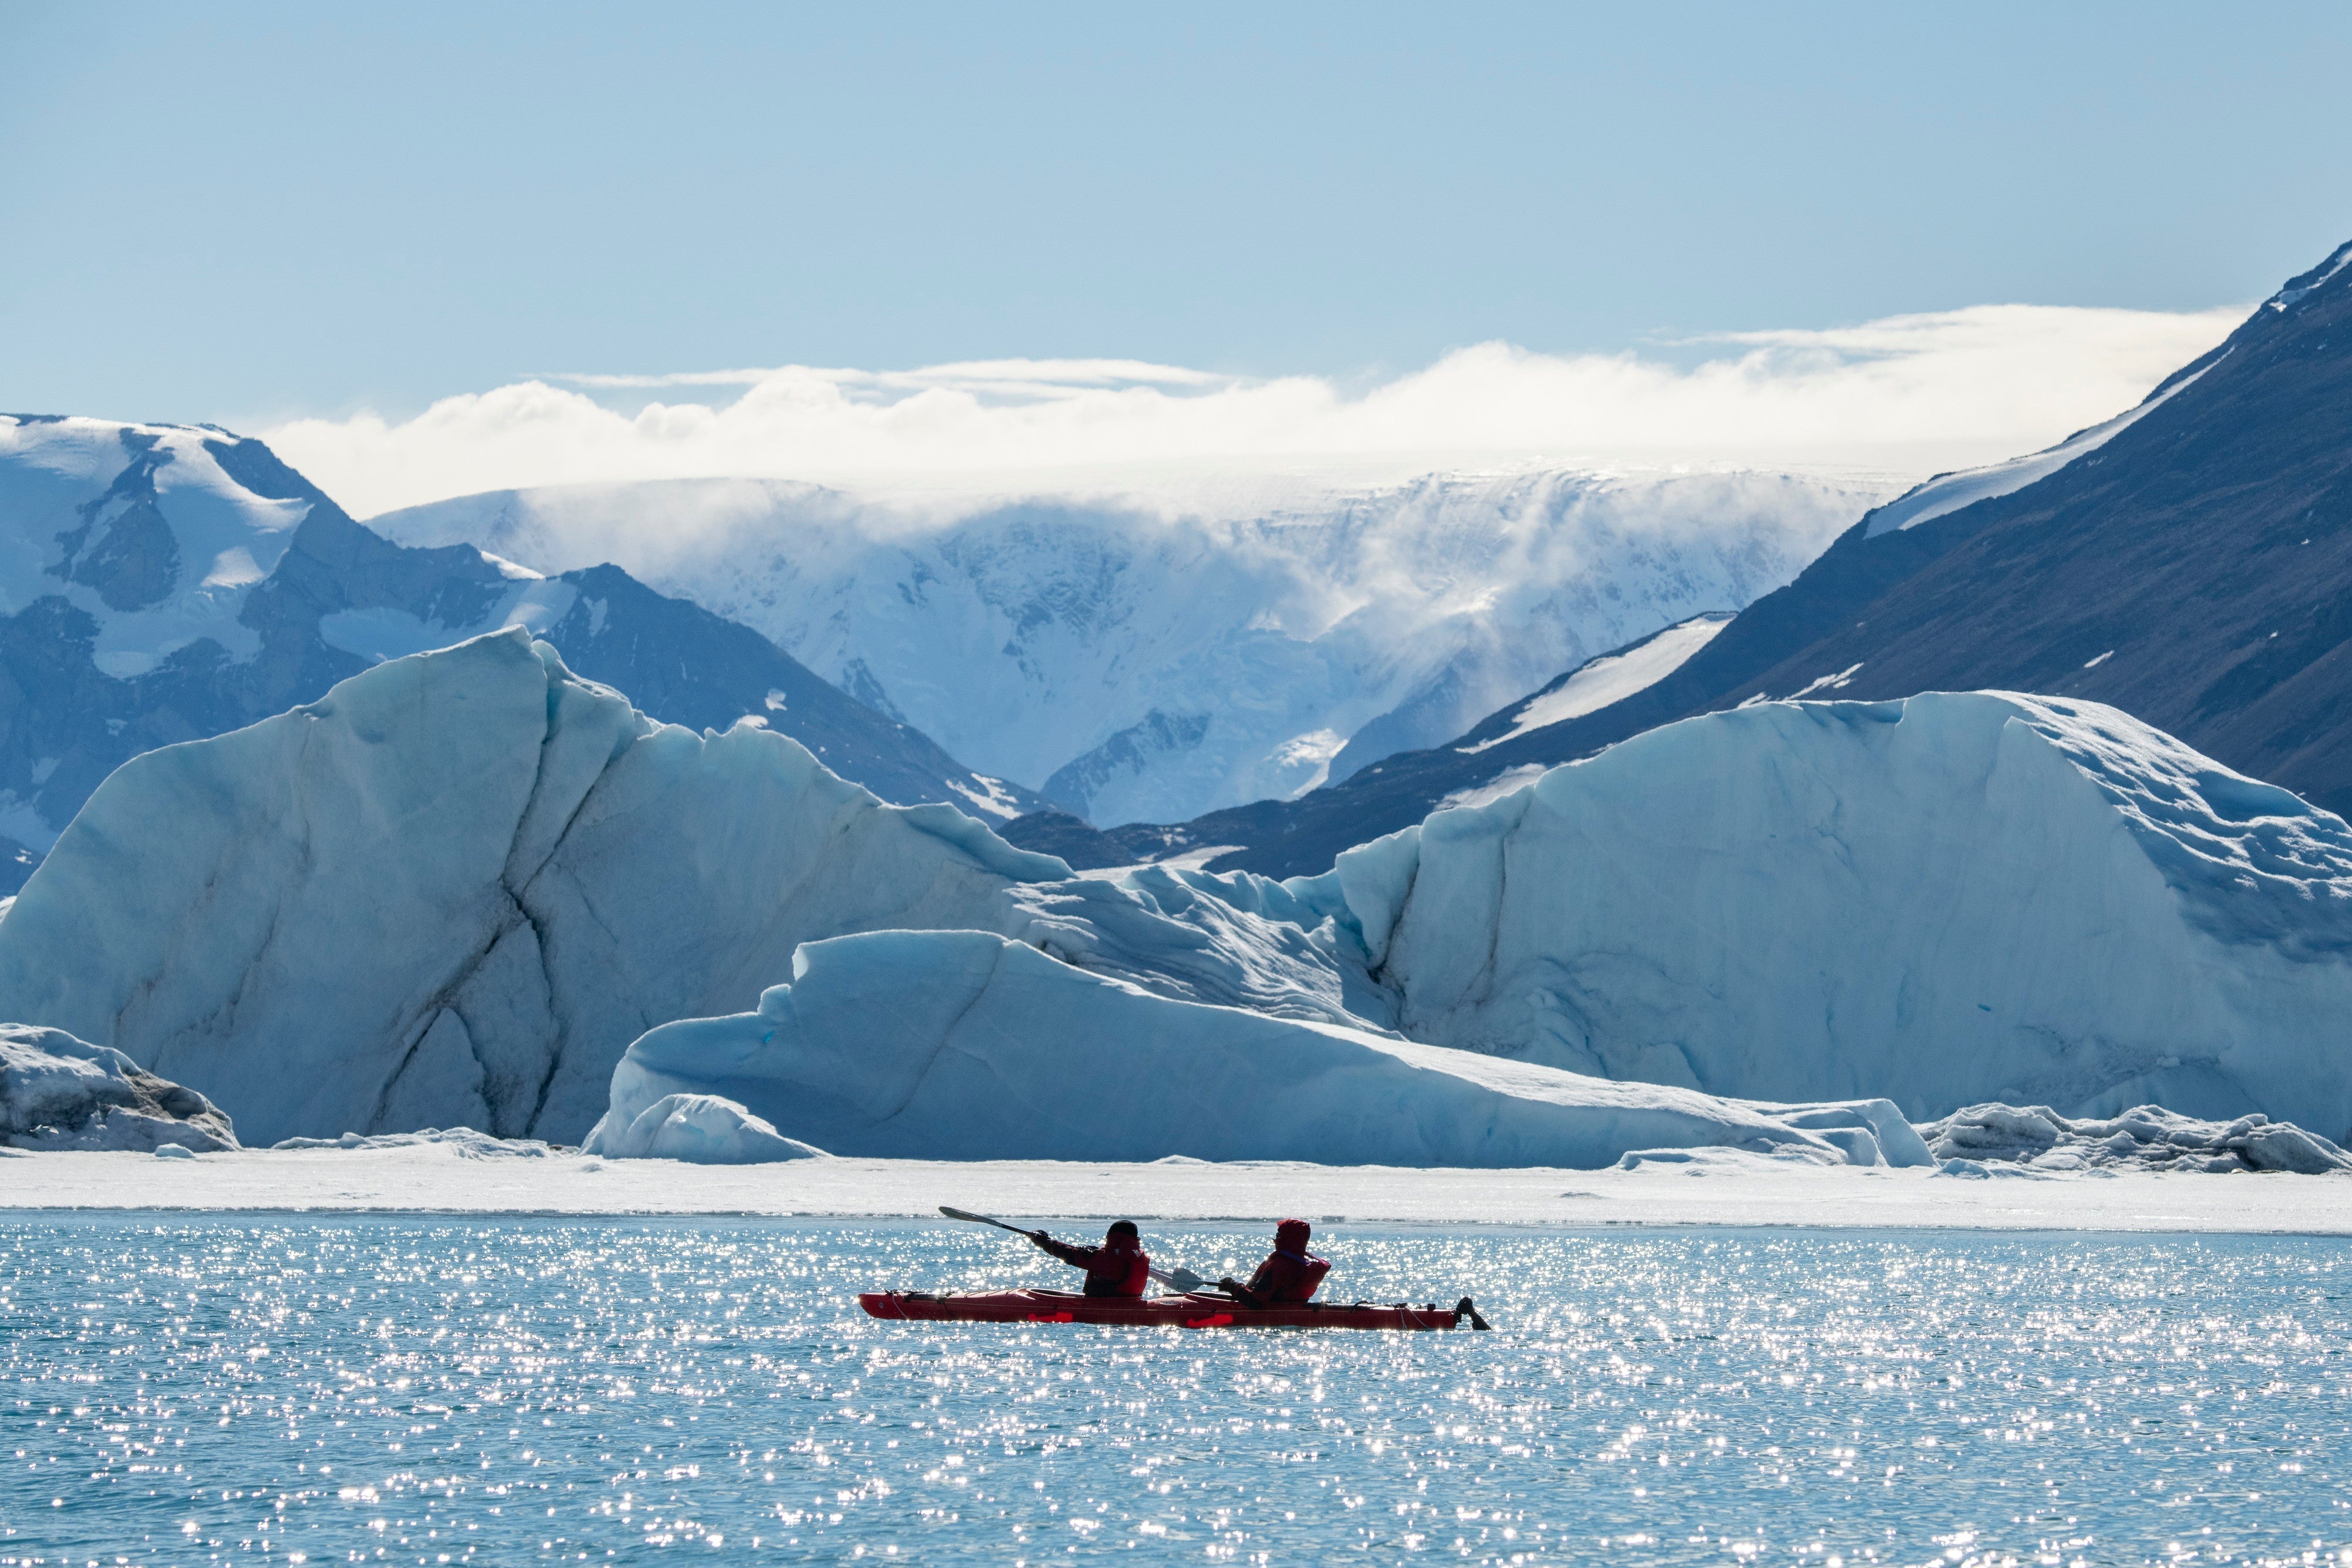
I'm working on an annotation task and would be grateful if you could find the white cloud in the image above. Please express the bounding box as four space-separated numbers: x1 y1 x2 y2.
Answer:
266 303 2246 518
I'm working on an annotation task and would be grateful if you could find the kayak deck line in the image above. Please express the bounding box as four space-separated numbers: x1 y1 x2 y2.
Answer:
857 1288 1490 1330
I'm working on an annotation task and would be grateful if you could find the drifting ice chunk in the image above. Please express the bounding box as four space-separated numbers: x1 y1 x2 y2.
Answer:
0 1022 238 1152
1919 1102 2352 1175
584 929 1917 1168
589 1092 827 1164
268 1128 562 1158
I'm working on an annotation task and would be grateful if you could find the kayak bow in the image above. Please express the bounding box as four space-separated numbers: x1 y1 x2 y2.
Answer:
858 1289 1488 1331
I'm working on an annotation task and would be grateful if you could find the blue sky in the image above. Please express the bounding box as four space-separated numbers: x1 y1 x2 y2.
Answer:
4 3 2347 513
6 2 2347 426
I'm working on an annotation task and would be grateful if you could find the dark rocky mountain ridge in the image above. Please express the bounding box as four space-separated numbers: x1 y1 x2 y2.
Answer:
1156 238 2352 878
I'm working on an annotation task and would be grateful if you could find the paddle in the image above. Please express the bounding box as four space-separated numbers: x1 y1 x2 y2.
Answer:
938 1205 1208 1293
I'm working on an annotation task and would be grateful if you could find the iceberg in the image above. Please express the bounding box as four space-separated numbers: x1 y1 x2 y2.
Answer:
0 628 1072 1144
589 1093 828 1164
0 1022 238 1152
1307 692 2352 1134
583 930 1917 1168
0 630 1370 1145
1919 1102 2352 1175
10 620 2351 1163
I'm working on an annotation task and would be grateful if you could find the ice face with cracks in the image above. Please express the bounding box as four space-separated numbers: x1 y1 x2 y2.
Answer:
0 630 1073 1144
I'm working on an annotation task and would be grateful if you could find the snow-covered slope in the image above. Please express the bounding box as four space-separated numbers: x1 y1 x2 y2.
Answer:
1124 240 2352 878
583 930 1923 1168
1301 693 2352 1135
1859 351 2229 537
0 417 300 673
0 417 310 872
0 416 1041 889
1453 612 1730 756
369 468 1893 824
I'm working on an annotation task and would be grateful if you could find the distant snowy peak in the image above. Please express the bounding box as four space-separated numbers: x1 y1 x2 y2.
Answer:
1166 236 2352 877
0 415 318 673
369 466 1895 825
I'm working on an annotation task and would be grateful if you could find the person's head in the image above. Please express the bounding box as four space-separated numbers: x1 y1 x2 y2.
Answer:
1275 1218 1311 1252
1106 1220 1140 1246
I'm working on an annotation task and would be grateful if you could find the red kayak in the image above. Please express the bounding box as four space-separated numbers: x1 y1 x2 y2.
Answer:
858 1289 1486 1330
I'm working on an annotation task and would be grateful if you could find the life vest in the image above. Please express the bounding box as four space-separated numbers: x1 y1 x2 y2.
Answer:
1085 1242 1151 1298
1250 1248 1331 1302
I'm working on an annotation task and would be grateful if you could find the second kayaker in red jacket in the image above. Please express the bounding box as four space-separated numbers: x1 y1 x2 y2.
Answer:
1029 1220 1151 1298
1223 1218 1331 1305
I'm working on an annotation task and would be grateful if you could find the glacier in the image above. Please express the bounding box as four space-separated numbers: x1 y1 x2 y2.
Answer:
1308 692 2352 1135
0 1022 239 1153
369 467 1895 824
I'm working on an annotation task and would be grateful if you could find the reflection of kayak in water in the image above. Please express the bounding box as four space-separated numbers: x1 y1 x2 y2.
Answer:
857 1289 1488 1331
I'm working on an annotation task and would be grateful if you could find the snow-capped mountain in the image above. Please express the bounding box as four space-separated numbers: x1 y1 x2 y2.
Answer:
1164 236 2352 876
369 467 1896 825
0 416 1040 889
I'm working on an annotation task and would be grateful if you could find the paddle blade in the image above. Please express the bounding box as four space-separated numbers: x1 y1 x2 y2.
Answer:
940 1205 1030 1234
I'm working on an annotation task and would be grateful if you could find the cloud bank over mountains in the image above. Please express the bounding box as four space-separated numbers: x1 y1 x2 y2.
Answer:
268 305 2243 518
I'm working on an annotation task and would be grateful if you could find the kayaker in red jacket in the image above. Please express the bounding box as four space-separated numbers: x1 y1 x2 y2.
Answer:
1221 1218 1331 1306
1029 1220 1151 1298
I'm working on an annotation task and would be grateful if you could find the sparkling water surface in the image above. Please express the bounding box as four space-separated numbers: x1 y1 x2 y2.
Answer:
2 1214 2348 1565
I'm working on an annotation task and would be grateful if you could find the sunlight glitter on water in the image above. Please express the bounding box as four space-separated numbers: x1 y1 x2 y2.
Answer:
1 1216 2348 1564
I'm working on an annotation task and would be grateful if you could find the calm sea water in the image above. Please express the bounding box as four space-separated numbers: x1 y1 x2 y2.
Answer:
1 1214 2347 1565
